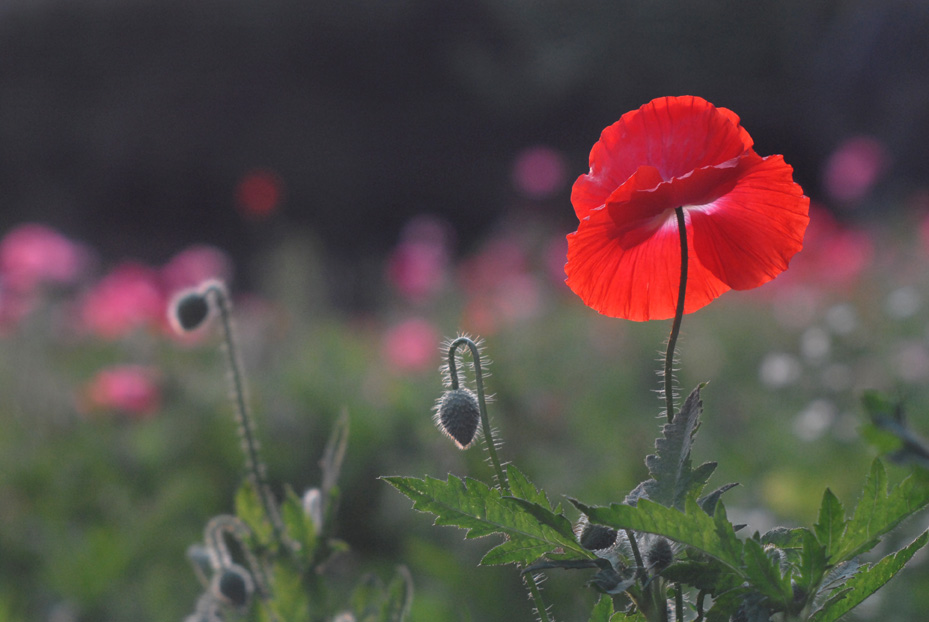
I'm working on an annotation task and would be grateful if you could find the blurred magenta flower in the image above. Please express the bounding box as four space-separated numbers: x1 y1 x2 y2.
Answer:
822 135 889 203
776 205 873 290
80 365 161 417
458 236 542 334
386 216 451 302
235 168 284 219
382 317 440 373
0 223 88 293
512 146 568 199
80 263 166 339
162 245 233 296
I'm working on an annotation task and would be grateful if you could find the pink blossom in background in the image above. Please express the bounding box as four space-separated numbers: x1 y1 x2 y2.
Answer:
386 216 451 302
79 263 166 339
0 223 88 293
161 244 233 296
543 234 569 288
511 146 567 199
457 236 543 334
236 168 284 219
80 365 161 417
822 136 890 203
382 317 440 373
763 205 873 295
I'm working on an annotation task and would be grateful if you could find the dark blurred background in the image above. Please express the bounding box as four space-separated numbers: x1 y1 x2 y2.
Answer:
2 0 928 306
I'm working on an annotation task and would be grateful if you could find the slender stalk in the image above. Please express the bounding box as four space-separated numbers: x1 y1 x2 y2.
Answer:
206 283 284 543
447 338 552 617
675 584 684 622
447 337 508 493
664 207 689 423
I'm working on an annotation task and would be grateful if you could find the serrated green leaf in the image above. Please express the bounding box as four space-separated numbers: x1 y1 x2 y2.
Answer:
507 464 549 505
661 557 742 595
813 488 845 559
810 530 929 622
796 528 828 603
832 460 929 563
625 386 713 510
698 482 738 516
383 475 593 566
742 537 793 611
572 497 744 573
588 594 614 622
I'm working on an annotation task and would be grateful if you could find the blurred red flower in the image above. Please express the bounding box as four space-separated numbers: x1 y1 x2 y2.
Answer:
81 365 161 417
566 96 810 321
235 168 284 219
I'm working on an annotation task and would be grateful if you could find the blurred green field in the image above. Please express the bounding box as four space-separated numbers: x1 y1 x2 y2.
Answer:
3 209 929 622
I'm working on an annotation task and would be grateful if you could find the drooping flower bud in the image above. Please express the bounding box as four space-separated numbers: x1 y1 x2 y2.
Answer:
433 388 481 449
211 563 254 610
170 290 211 332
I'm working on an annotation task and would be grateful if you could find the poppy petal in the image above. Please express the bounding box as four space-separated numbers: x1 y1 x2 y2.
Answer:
690 155 810 290
565 207 730 321
571 96 752 221
606 155 750 249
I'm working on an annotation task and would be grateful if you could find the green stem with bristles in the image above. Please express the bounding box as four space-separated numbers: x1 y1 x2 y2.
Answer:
447 338 554 617
664 207 688 423
447 337 508 493
206 283 284 545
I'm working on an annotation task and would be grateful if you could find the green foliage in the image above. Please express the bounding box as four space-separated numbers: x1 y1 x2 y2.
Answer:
625 385 722 511
382 468 595 567
810 531 929 622
391 380 929 621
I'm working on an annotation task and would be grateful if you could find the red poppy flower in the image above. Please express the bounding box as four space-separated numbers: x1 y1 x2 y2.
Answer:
566 96 810 321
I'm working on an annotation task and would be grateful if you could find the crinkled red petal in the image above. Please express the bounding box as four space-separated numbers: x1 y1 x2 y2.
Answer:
565 207 730 321
571 96 752 221
605 155 749 249
690 155 810 290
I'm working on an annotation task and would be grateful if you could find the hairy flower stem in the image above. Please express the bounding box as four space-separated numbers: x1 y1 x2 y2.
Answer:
206 284 284 544
447 337 508 493
447 338 552 618
664 207 688 423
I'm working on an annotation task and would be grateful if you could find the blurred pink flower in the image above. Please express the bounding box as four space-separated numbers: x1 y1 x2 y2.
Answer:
236 168 284 219
80 263 166 339
763 205 873 294
0 223 88 293
457 236 543 333
382 317 440 373
386 217 451 302
822 136 890 203
511 146 567 199
161 244 233 296
81 365 161 417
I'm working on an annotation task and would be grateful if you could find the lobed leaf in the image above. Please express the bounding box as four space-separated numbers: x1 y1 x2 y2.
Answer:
742 537 793 611
831 459 929 563
810 530 929 622
382 475 593 566
572 497 744 573
813 488 845 559
625 386 714 510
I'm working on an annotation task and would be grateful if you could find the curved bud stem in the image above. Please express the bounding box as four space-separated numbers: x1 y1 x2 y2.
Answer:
664 207 689 423
447 336 508 494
